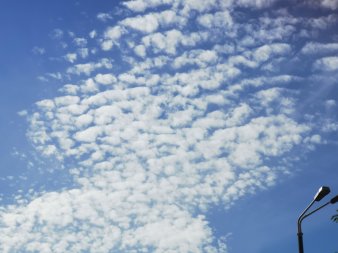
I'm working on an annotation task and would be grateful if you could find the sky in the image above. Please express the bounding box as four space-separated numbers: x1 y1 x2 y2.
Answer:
0 0 338 252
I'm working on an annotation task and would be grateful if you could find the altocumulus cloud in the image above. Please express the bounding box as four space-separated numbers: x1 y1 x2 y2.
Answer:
1 0 338 252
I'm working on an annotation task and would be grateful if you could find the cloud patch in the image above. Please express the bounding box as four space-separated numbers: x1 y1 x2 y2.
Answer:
314 56 338 71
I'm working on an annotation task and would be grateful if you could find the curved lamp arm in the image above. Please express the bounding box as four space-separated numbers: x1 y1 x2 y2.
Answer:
297 186 331 253
301 195 338 223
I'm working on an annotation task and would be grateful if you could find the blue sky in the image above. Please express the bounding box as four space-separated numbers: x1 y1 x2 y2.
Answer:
0 0 338 252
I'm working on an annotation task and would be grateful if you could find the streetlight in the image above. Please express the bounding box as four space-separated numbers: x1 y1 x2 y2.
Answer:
297 186 338 253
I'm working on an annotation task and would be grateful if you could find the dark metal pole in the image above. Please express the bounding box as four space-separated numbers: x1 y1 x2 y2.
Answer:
297 232 304 253
296 188 337 253
297 199 315 253
297 200 332 253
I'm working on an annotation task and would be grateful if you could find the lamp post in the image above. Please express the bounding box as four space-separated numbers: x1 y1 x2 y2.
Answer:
297 186 338 253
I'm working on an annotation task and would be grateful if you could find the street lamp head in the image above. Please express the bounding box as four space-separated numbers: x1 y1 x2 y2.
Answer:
330 195 338 204
298 186 335 253
314 186 330 201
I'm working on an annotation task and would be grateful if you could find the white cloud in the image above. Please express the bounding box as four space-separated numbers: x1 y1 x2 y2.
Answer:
306 14 338 30
64 53 77 63
142 29 207 55
37 75 49 82
121 13 160 34
123 0 149 12
95 73 117 85
134 44 147 57
325 99 336 108
73 38 87 47
54 96 80 107
74 126 103 142
37 72 63 82
301 42 338 54
240 16 297 45
89 30 97 39
105 27 123 40
75 114 94 128
77 48 89 58
252 43 291 63
67 63 96 75
36 99 55 110
179 0 217 15
195 50 218 63
101 40 114 51
228 55 258 69
224 103 252 127
97 12 113 22
101 26 124 50
314 56 338 71
119 9 189 37
67 58 113 76
235 0 277 8
319 0 338 9
17 110 28 117
197 11 233 28
123 0 174 12
120 10 187 35
172 49 218 69
157 10 187 27
81 78 99 93
59 84 79 95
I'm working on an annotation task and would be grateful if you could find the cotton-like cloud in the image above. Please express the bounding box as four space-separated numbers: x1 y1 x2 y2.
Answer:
123 0 174 12
89 30 97 39
197 11 233 28
122 13 160 34
38 72 63 82
236 0 277 8
65 53 77 63
101 26 124 50
314 56 338 71
252 43 291 63
134 44 147 57
306 14 338 30
319 0 338 9
95 73 117 85
97 12 113 22
172 49 218 69
73 38 88 47
142 29 208 55
1 0 337 252
78 48 89 58
18 65 306 252
66 58 113 76
301 42 338 54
